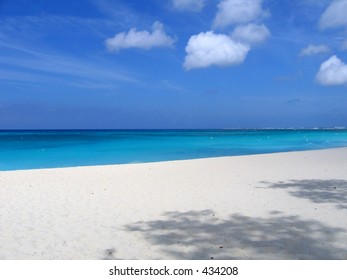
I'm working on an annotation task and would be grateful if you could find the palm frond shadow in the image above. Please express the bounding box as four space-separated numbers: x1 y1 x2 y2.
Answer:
126 210 347 259
261 179 347 209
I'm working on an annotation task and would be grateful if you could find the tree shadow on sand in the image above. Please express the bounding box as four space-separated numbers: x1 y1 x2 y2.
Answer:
125 210 347 260
260 179 347 209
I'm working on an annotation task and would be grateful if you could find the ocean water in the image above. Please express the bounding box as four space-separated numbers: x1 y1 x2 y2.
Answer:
1 129 347 171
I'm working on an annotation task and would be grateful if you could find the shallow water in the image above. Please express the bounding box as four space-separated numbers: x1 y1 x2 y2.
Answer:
1 129 347 170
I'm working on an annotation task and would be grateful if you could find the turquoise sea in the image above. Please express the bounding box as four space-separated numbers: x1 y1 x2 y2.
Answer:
1 129 347 171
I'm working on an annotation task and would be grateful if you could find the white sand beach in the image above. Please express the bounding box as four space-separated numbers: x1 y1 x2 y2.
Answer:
1 148 347 260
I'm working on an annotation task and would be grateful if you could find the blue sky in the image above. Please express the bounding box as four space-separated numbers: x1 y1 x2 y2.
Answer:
0 0 347 129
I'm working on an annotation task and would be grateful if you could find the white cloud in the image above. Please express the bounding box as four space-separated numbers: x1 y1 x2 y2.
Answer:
213 0 267 28
172 0 206 12
316 55 347 85
299 44 330 56
0 41 140 89
184 31 250 70
319 0 347 30
105 21 174 52
231 23 270 44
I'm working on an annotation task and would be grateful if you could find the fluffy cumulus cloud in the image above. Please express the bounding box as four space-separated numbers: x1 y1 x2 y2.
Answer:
316 55 347 85
172 0 206 11
183 0 270 70
299 44 330 56
105 22 174 52
231 23 270 44
183 31 250 70
319 0 347 30
213 0 267 28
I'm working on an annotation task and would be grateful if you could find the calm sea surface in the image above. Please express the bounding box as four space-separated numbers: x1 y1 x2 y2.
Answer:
1 129 347 171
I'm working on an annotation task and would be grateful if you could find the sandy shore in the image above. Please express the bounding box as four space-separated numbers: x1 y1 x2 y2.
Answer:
1 148 347 260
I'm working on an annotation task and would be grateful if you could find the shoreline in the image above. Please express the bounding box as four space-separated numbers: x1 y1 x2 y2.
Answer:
1 146 347 173
1 147 347 259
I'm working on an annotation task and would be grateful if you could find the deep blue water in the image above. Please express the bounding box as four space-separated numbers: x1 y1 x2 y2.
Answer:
1 129 347 171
